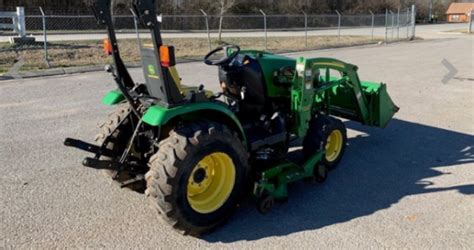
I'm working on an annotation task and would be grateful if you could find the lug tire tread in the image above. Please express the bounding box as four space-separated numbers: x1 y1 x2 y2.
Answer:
145 121 248 236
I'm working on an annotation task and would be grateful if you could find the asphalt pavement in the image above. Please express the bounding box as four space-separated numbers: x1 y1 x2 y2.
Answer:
1 25 473 248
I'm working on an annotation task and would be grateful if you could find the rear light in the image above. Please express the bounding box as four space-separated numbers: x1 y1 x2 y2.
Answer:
103 38 112 55
159 46 176 67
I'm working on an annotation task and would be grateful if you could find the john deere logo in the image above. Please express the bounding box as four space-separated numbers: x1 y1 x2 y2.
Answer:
148 64 156 75
147 64 159 79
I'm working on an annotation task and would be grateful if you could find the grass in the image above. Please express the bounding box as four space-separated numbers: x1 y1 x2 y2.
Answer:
0 35 383 74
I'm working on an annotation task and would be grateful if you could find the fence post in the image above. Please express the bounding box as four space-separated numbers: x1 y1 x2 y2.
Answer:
396 7 400 41
11 14 18 34
406 8 410 39
390 10 394 40
259 9 267 51
302 11 308 48
200 9 212 51
385 9 388 43
335 10 341 43
369 10 374 40
411 4 416 40
39 7 50 67
130 8 142 53
16 7 26 38
469 9 473 34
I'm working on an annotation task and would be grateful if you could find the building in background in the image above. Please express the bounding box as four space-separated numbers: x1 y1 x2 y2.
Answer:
445 2 474 23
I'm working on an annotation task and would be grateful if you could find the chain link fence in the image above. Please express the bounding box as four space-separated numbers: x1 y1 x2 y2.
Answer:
0 6 416 77
385 7 415 43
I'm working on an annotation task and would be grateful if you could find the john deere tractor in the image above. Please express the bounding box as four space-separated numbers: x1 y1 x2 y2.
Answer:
65 0 399 235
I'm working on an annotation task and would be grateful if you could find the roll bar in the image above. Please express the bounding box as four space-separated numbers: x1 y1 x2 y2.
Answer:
89 0 183 108
90 0 134 89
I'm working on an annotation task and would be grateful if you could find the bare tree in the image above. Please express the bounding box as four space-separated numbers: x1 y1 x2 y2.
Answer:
218 0 236 42
2 0 456 19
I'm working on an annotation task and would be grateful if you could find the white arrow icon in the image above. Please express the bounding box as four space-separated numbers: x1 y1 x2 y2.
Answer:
441 59 458 84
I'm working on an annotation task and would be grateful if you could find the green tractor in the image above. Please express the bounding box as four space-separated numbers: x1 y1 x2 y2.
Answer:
65 0 399 235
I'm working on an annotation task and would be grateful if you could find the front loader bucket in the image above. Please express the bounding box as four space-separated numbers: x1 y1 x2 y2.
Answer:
329 80 399 128
362 81 399 128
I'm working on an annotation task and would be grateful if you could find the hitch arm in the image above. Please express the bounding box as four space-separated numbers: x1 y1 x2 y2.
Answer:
64 138 115 157
82 157 146 175
83 157 146 188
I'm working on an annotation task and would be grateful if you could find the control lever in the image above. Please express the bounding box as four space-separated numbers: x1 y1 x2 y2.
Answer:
240 86 247 100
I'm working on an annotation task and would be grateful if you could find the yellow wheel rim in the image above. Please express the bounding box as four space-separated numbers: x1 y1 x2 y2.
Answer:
187 152 236 214
325 130 343 162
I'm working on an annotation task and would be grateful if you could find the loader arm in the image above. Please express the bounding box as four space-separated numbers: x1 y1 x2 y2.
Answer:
309 58 399 128
309 57 371 124
291 57 399 137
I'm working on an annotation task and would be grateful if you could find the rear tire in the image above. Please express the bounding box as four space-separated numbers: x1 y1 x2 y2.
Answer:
303 116 347 170
145 121 249 236
94 104 145 192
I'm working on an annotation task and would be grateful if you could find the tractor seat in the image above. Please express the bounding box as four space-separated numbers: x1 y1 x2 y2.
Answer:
169 66 213 98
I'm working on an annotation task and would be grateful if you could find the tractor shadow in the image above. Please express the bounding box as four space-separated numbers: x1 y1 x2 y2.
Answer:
204 118 474 242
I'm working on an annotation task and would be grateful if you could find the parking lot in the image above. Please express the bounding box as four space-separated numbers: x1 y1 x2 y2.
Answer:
1 26 473 248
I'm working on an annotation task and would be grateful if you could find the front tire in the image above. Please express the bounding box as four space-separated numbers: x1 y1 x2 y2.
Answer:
303 116 347 170
145 122 249 236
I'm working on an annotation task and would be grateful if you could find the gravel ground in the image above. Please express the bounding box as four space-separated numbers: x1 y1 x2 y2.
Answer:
1 27 473 248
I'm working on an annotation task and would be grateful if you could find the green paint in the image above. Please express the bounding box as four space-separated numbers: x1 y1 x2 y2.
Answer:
367 83 399 128
291 57 317 137
295 57 399 128
254 150 324 199
142 102 247 146
102 90 125 106
241 50 296 97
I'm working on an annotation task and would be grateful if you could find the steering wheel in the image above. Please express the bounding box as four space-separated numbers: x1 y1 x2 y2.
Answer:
204 44 241 66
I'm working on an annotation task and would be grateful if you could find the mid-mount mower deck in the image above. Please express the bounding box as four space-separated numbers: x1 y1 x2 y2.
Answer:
65 0 399 235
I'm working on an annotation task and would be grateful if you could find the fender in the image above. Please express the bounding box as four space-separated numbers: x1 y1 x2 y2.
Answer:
102 90 125 106
143 102 248 148
101 91 247 146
